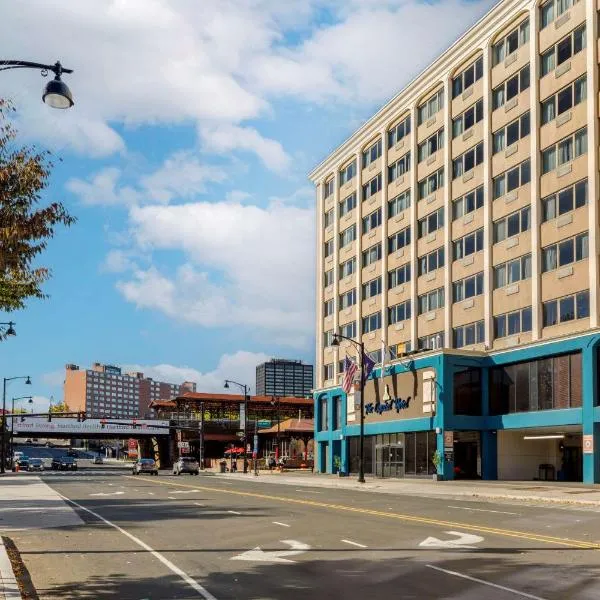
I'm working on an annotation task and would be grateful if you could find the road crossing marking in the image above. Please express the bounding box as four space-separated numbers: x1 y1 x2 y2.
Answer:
123 476 600 550
273 521 290 527
228 510 241 515
341 539 367 548
426 564 547 600
57 493 217 599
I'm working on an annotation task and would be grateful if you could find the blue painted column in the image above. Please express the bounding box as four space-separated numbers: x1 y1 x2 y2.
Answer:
582 341 600 483
480 366 498 480
326 393 335 474
434 355 454 480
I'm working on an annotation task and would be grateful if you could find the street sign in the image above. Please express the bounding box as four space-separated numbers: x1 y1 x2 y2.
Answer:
246 443 251 453
583 435 594 454
177 441 190 449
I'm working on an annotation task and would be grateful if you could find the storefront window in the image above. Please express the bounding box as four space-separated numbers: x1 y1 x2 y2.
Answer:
453 368 482 415
404 431 436 475
490 352 582 414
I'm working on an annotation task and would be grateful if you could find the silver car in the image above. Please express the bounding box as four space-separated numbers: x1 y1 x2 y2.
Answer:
173 457 199 475
132 458 158 476
27 458 44 472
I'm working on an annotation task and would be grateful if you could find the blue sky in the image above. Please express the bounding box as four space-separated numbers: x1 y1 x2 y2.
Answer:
0 0 495 410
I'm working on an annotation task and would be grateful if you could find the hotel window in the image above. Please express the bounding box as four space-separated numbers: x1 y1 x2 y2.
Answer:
362 173 382 200
452 57 483 98
362 311 382 333
318 397 328 431
362 243 382 267
324 179 334 199
418 286 444 314
452 272 484 302
541 25 585 76
418 247 445 276
388 262 411 288
362 208 382 234
388 226 411 253
323 364 334 381
492 65 530 110
339 160 357 186
543 290 589 326
494 307 532 338
452 186 484 220
418 332 444 350
324 209 334 228
494 253 532 289
418 207 444 238
324 239 334 258
493 206 531 243
492 19 530 66
493 159 531 199
362 138 382 168
339 257 356 279
340 288 357 309
323 330 334 346
492 111 530 154
418 168 444 199
340 321 357 339
324 299 334 318
452 142 483 179
362 276 382 300
541 0 579 28
388 115 411 147
452 99 483 138
340 192 357 216
388 190 411 218
388 152 411 181
417 89 444 125
542 179 587 222
453 228 484 260
324 269 334 287
453 321 485 348
541 76 586 125
542 128 587 174
418 129 444 162
388 300 411 325
542 232 588 272
339 224 356 248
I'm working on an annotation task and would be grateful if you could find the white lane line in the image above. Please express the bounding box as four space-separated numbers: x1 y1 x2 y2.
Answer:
447 505 521 516
228 510 241 515
296 489 321 494
426 565 547 600
167 497 176 500
273 521 290 527
341 539 367 548
194 503 205 507
57 493 217 600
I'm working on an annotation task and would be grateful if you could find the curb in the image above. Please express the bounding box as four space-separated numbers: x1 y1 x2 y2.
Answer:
0 538 23 599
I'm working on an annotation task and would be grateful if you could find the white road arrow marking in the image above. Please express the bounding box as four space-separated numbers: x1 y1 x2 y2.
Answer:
89 491 125 497
419 531 484 549
231 540 310 563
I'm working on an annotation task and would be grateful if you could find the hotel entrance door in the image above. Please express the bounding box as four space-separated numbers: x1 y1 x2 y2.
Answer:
375 441 405 478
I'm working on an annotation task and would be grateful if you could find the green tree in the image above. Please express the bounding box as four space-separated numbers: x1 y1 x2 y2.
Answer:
0 99 76 329
49 400 69 413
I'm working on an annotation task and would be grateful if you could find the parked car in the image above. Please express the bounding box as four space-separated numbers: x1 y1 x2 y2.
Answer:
93 455 104 464
27 458 44 472
12 456 29 471
52 456 78 471
173 457 199 476
132 458 158 476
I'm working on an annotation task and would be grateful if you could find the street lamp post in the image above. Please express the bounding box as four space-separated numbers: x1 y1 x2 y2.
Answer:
270 396 281 461
1 375 31 473
224 380 249 474
331 333 366 484
0 60 74 108
10 396 32 468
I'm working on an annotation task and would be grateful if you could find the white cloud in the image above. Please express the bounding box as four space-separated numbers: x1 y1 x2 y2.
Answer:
101 249 138 274
199 124 291 173
115 196 315 347
124 350 270 394
67 152 225 207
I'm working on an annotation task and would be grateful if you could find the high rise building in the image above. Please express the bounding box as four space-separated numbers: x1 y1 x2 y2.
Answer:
63 363 196 419
256 359 313 398
310 0 600 483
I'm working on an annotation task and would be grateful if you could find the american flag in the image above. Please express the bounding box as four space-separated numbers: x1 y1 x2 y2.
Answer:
342 356 358 393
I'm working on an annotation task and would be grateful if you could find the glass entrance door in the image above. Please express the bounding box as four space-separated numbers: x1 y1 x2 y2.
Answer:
375 443 405 478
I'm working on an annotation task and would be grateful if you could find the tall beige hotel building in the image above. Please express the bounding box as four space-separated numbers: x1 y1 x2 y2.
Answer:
311 0 600 483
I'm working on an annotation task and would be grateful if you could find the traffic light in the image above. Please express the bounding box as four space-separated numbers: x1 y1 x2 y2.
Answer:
100 419 107 429
77 412 86 422
48 412 52 422
132 419 137 428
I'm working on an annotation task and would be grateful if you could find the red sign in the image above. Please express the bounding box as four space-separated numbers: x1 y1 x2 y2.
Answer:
127 438 138 458
583 435 594 454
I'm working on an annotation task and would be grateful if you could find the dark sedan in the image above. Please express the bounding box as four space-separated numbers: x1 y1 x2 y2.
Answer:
52 456 78 471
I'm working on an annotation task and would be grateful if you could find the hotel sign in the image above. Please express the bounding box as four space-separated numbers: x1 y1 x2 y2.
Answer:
362 370 425 422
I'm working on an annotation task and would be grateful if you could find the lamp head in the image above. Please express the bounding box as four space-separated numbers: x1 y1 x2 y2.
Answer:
331 334 340 347
25 377 31 385
5 322 16 337
224 381 229 389
42 74 74 109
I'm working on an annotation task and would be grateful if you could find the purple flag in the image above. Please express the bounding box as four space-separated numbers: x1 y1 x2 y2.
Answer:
361 351 376 385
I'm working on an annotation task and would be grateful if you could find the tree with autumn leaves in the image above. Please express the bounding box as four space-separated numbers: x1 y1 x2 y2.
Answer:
0 99 75 332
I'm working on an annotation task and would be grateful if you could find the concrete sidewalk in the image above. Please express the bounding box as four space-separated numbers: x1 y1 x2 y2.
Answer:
204 470 600 507
0 539 21 600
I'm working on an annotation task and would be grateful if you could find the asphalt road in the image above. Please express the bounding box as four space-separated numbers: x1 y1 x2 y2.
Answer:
8 470 600 599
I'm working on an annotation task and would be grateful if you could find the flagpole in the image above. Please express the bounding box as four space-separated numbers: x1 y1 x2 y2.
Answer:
358 340 365 483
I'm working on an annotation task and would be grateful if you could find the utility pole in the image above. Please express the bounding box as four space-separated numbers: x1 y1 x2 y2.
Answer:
199 402 204 470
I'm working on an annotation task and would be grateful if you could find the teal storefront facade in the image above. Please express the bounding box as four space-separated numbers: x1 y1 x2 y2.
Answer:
314 331 600 484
